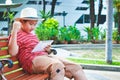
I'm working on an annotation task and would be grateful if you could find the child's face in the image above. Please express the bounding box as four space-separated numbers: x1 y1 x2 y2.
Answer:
21 20 38 33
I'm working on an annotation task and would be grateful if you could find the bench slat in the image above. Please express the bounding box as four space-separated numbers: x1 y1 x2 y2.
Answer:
3 63 21 73
15 74 40 80
21 75 41 80
28 74 49 80
13 74 49 80
0 50 8 56
12 73 30 80
0 42 8 47
5 70 25 79
9 56 18 61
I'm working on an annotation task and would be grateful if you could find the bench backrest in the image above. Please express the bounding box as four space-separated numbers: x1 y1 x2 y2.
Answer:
0 37 24 79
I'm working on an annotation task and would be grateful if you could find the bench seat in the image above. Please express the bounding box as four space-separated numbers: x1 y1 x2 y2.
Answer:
0 37 49 80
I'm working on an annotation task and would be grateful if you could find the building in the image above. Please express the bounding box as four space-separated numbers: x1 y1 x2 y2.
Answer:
0 0 107 36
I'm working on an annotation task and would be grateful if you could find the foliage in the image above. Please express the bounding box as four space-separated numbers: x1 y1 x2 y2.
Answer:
2 11 15 35
67 25 80 41
58 27 70 41
114 11 119 28
113 0 120 36
84 26 104 42
113 0 120 10
35 18 59 40
49 27 59 40
58 25 81 42
91 27 100 40
112 28 120 43
114 11 118 24
44 18 59 29
3 12 15 24
35 24 50 40
37 11 81 43
83 26 92 41
44 18 59 40
39 10 51 22
100 28 106 40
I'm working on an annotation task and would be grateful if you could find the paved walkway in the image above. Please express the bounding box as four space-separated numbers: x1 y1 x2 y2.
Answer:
53 48 80 58
65 69 120 80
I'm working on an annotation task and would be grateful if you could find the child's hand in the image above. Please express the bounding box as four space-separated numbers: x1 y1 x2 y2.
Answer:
12 21 21 33
44 45 51 53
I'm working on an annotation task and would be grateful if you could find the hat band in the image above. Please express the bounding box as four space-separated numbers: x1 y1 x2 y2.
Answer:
22 17 39 19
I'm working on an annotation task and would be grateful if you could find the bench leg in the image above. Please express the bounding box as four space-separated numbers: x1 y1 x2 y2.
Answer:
0 71 7 80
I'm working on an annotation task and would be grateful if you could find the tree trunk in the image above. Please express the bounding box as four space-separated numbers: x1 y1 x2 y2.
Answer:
43 0 46 13
51 0 57 17
90 0 95 41
105 0 113 64
97 0 103 27
90 0 95 29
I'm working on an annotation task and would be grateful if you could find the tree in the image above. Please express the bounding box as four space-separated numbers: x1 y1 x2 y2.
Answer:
42 0 46 13
41 0 57 22
89 0 95 41
90 0 95 29
51 0 57 17
97 0 103 26
41 0 57 19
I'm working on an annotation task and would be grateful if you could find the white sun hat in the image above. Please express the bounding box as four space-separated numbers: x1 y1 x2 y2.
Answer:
15 7 42 21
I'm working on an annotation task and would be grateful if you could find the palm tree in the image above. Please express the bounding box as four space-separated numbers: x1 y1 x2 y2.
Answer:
42 0 46 13
97 0 103 26
51 0 57 17
90 0 95 29
89 0 96 42
40 0 57 22
41 0 57 18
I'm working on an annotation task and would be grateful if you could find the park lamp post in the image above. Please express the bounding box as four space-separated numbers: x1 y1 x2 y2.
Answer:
63 11 66 27
105 0 113 64
0 0 22 35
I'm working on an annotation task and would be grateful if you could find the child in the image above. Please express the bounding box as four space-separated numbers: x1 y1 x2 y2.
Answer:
8 7 87 80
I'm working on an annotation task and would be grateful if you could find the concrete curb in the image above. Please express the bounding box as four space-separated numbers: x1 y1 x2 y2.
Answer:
52 44 120 49
81 64 120 72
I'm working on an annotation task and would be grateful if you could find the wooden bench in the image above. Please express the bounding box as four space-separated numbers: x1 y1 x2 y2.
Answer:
0 37 49 80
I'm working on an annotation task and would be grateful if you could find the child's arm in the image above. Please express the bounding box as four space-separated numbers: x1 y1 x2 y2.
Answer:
8 21 21 56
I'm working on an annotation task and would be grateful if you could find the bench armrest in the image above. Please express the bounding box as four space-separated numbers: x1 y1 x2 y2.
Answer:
0 59 13 80
0 59 13 70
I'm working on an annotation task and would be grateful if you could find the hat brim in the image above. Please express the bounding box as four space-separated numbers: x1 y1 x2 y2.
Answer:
15 17 44 21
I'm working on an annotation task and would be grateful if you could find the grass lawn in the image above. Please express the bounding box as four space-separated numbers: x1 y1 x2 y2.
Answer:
67 58 120 66
68 48 120 66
